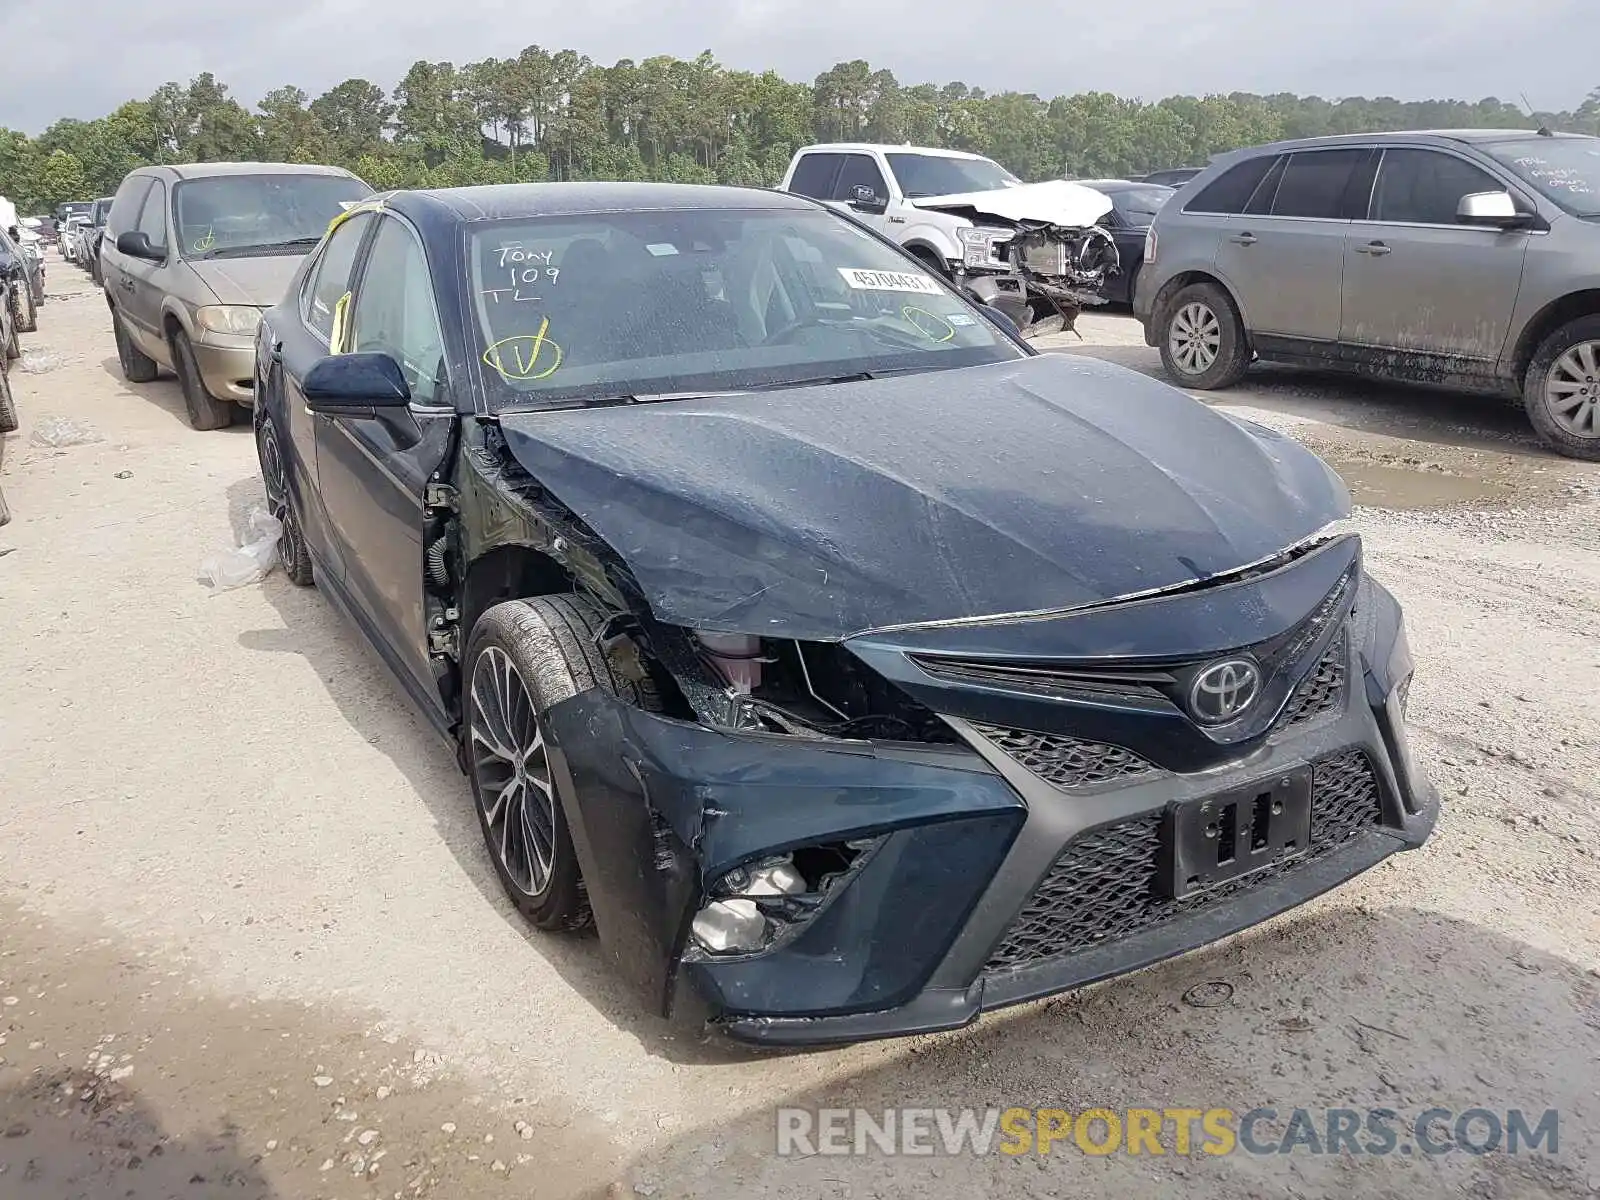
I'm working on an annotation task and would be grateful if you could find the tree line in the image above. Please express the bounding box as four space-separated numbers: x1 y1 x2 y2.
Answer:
3 48 1598 212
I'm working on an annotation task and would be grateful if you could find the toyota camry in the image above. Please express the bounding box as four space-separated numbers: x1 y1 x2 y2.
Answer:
252 182 1435 1045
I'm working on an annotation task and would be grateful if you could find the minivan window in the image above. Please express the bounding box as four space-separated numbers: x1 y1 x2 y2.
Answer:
788 154 842 200
1485 137 1600 218
106 177 151 239
1185 156 1277 215
1270 149 1367 219
173 173 373 259
1371 149 1504 225
134 181 168 247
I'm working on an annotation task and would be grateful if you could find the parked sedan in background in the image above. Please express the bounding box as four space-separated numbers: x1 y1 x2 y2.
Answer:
1072 179 1176 305
252 180 1433 1045
104 161 372 428
1140 167 1204 187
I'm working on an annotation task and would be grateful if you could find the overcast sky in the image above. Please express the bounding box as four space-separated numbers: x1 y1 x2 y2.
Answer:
1 0 1592 134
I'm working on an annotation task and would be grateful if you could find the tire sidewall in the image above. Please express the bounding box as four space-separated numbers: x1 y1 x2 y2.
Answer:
1523 315 1600 461
1159 282 1248 390
462 603 587 926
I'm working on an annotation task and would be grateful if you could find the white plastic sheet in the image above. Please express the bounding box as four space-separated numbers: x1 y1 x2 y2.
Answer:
198 507 283 590
29 416 102 447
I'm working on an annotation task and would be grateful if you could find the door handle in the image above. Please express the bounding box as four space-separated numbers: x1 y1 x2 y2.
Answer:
1228 232 1257 246
1355 241 1392 256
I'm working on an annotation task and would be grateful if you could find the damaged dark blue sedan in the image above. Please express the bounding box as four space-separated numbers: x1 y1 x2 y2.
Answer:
253 182 1435 1046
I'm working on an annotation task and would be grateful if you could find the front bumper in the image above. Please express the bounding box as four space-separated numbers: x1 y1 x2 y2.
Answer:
543 540 1436 1046
190 338 257 405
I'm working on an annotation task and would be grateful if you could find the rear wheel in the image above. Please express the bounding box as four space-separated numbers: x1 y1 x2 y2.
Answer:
171 329 234 431
12 279 36 334
1523 315 1600 461
464 595 661 930
0 366 18 434
1158 281 1250 390
113 311 159 383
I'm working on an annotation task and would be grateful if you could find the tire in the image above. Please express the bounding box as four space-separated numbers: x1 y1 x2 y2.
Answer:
113 311 159 383
0 367 17 434
1522 314 1600 461
171 329 235 431
907 246 950 279
254 411 314 586
463 595 661 931
1157 281 1250 390
13 279 36 334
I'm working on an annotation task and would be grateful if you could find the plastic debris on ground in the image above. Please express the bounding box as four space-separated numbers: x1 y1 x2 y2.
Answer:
18 350 64 373
29 416 102 447
198 508 283 590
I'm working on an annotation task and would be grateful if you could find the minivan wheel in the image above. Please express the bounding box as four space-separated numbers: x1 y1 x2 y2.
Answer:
1524 316 1600 461
464 596 661 931
113 312 159 383
171 330 235 431
1158 282 1250 390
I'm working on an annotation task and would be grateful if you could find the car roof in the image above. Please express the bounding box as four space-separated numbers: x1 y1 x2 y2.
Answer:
1234 128 1593 156
797 143 993 161
394 181 820 223
132 162 361 181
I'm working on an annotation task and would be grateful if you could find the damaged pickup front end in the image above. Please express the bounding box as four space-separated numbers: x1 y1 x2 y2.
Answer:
915 180 1121 338
453 355 1436 1046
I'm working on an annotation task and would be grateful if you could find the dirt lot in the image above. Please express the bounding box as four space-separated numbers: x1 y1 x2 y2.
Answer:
2 260 1598 1200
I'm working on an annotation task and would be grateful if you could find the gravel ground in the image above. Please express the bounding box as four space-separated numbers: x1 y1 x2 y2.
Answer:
1 262 1598 1199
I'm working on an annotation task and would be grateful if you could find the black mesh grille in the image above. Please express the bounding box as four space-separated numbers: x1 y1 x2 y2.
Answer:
1283 635 1347 726
971 723 1158 790
983 751 1382 973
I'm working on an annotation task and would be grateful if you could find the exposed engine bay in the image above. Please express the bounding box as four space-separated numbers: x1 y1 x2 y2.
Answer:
975 220 1120 339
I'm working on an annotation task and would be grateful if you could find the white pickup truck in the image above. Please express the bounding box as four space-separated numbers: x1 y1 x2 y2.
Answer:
778 143 1119 335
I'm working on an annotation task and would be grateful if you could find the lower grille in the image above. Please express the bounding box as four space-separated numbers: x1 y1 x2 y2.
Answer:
983 750 1382 973
1283 635 1347 726
971 723 1158 790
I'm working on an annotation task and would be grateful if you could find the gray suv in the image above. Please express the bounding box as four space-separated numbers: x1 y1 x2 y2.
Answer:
1134 129 1600 459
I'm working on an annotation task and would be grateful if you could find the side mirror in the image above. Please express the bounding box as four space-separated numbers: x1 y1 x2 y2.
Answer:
303 352 412 415
848 186 889 215
115 231 165 261
1457 191 1533 229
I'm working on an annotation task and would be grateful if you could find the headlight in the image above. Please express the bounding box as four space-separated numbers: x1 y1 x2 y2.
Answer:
194 305 262 337
956 225 1008 269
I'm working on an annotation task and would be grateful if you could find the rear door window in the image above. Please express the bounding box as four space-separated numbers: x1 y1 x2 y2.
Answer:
1186 156 1278 214
1270 150 1368 219
1370 148 1505 225
788 153 843 200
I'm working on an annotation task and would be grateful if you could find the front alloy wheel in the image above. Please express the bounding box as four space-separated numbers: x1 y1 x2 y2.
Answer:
255 414 314 585
469 647 557 899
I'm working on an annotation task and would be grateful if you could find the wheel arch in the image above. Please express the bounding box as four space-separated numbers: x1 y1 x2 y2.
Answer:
459 545 577 666
1511 290 1600 384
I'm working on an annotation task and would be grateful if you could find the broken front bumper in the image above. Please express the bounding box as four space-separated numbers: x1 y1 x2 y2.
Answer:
541 548 1436 1047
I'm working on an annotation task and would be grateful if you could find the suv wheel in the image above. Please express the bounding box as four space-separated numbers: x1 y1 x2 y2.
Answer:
1524 316 1600 461
1158 282 1250 390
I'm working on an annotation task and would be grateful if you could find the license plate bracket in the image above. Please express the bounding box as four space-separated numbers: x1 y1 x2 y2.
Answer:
1163 769 1313 899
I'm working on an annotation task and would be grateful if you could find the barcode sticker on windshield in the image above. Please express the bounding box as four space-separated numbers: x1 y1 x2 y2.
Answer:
838 268 942 295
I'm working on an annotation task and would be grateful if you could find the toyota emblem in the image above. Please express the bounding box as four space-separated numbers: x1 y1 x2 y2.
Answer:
1188 658 1262 725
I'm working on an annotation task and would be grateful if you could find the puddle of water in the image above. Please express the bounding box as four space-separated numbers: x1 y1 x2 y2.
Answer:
1325 457 1515 511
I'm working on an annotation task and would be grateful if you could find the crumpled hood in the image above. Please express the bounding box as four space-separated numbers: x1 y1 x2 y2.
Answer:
187 255 304 307
497 354 1350 641
911 179 1113 228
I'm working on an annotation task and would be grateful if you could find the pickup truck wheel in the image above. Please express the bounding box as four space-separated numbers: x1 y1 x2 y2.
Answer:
171 330 234 431
1157 282 1249 390
113 312 159 383
907 247 950 279
464 595 662 931
1524 316 1600 461
0 365 18 434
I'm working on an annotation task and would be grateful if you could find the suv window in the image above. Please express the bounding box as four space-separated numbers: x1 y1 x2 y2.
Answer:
106 177 151 240
303 211 372 343
832 154 888 202
135 182 168 248
789 153 843 200
1370 148 1504 225
349 216 446 405
1186 156 1277 215
1271 150 1367 219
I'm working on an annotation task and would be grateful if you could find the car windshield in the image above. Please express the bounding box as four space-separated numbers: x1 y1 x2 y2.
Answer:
468 206 1024 411
886 153 1021 198
1107 185 1175 225
174 174 373 259
1486 137 1600 217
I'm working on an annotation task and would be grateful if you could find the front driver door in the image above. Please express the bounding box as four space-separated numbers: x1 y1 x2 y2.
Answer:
312 211 457 722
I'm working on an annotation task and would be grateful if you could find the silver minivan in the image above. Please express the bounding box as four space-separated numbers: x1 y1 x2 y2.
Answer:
1134 129 1600 460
